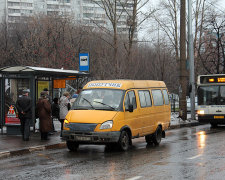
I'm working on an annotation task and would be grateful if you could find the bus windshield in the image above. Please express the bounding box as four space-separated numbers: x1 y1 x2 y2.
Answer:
198 86 225 105
72 89 124 111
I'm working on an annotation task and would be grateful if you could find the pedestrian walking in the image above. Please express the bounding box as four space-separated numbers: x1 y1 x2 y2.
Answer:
36 91 52 140
59 92 71 137
16 89 32 141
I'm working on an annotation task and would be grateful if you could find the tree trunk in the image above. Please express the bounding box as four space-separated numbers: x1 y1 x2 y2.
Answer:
179 0 187 120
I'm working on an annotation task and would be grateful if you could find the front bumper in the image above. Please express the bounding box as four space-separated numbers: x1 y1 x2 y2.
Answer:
198 114 225 124
62 130 121 144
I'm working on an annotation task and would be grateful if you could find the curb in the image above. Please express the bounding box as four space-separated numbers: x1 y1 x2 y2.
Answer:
169 121 200 129
0 142 66 159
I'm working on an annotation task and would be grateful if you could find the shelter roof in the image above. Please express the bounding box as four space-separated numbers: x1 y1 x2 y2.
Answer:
0 66 89 78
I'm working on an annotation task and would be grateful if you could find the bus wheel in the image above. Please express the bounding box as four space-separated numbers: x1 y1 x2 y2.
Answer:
66 141 79 151
210 123 218 128
118 131 130 151
145 135 153 145
152 126 162 145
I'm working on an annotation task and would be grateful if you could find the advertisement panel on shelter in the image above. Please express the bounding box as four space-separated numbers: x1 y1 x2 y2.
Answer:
37 81 49 99
5 104 20 125
4 79 30 125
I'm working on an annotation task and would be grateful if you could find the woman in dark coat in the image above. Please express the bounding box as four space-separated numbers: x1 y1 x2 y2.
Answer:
36 91 52 140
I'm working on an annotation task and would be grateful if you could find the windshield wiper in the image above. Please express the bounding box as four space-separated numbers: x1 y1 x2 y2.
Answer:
81 97 95 110
92 100 116 110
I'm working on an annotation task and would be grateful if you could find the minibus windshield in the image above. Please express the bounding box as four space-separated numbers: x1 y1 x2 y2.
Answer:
72 89 124 111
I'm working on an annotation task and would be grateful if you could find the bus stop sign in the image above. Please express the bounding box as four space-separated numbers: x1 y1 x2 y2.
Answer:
79 53 89 72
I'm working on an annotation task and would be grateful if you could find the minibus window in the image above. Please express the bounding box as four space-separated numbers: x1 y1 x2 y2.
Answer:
152 89 164 106
124 91 137 110
138 90 152 108
162 89 169 105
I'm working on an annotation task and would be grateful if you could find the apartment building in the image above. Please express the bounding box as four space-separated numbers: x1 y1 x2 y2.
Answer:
0 0 136 35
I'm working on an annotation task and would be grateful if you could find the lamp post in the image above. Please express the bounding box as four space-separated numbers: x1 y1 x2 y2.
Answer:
188 0 195 120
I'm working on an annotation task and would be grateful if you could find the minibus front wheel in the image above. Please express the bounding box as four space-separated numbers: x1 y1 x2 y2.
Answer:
66 141 79 152
152 126 162 145
118 131 130 151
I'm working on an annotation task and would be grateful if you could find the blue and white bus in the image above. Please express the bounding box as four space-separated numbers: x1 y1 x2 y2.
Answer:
197 74 225 127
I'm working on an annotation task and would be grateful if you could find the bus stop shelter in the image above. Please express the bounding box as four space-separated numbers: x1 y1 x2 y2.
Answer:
0 66 89 135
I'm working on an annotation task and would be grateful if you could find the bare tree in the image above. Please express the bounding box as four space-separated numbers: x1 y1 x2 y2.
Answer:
93 0 127 77
153 0 180 63
198 10 225 74
121 0 156 59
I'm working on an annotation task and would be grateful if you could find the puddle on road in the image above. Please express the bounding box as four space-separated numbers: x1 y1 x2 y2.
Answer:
179 137 189 140
153 162 169 166
57 174 83 180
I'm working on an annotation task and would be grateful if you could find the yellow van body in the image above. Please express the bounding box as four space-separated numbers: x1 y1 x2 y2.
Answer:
62 80 171 151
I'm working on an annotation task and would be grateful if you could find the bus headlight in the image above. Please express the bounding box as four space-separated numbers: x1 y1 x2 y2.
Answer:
100 120 113 130
197 110 204 115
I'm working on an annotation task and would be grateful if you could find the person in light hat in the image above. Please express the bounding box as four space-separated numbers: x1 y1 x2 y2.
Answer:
16 89 32 141
59 92 71 137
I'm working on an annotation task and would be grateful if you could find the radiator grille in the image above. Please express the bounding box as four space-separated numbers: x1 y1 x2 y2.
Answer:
69 123 97 132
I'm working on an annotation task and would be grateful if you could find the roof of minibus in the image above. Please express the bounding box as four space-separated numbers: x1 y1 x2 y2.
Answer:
83 80 166 90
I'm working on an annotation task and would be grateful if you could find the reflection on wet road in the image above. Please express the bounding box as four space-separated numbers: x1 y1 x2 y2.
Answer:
0 125 225 180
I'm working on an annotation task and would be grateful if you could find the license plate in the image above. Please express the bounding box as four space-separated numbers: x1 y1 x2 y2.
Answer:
76 136 91 141
214 116 224 119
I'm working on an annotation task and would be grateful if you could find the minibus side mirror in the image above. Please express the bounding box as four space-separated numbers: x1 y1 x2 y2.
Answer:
128 104 133 112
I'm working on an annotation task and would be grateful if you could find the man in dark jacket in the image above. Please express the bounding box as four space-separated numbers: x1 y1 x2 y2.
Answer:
16 89 32 141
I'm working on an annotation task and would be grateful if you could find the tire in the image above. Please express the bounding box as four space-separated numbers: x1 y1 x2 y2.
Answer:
118 131 130 151
210 123 218 128
66 141 79 151
152 126 162 145
145 134 153 145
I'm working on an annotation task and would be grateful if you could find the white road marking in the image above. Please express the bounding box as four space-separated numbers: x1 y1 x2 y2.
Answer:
126 176 142 180
187 154 202 160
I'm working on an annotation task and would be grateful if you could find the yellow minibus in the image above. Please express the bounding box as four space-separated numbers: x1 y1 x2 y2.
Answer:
62 80 171 151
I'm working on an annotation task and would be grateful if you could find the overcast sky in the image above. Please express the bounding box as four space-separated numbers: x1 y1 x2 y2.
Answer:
138 0 225 41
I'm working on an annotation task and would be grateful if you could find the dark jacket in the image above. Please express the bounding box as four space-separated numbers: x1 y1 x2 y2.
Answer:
51 103 59 119
36 97 52 133
16 95 32 119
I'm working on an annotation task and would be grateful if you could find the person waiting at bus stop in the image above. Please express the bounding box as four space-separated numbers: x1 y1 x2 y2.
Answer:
36 91 52 140
16 89 32 141
59 92 71 137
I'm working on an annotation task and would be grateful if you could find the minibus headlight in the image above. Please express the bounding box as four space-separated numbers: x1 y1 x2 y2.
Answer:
197 110 204 115
64 119 70 128
100 120 113 130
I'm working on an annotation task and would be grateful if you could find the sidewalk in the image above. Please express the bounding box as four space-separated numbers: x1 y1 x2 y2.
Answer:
0 120 66 159
0 113 199 159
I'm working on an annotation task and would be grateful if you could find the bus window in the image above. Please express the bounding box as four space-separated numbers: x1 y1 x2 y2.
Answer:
198 86 219 105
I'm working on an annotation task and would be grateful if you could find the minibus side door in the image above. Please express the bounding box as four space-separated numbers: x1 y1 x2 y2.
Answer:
124 90 142 137
138 90 154 134
162 89 171 126
151 89 165 129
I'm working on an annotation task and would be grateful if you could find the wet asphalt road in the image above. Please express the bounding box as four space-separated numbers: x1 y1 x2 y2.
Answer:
0 124 225 180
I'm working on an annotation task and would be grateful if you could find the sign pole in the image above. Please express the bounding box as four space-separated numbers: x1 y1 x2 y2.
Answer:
188 0 195 120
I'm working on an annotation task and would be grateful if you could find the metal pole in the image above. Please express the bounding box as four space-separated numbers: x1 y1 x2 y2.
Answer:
0 76 3 134
188 0 195 120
